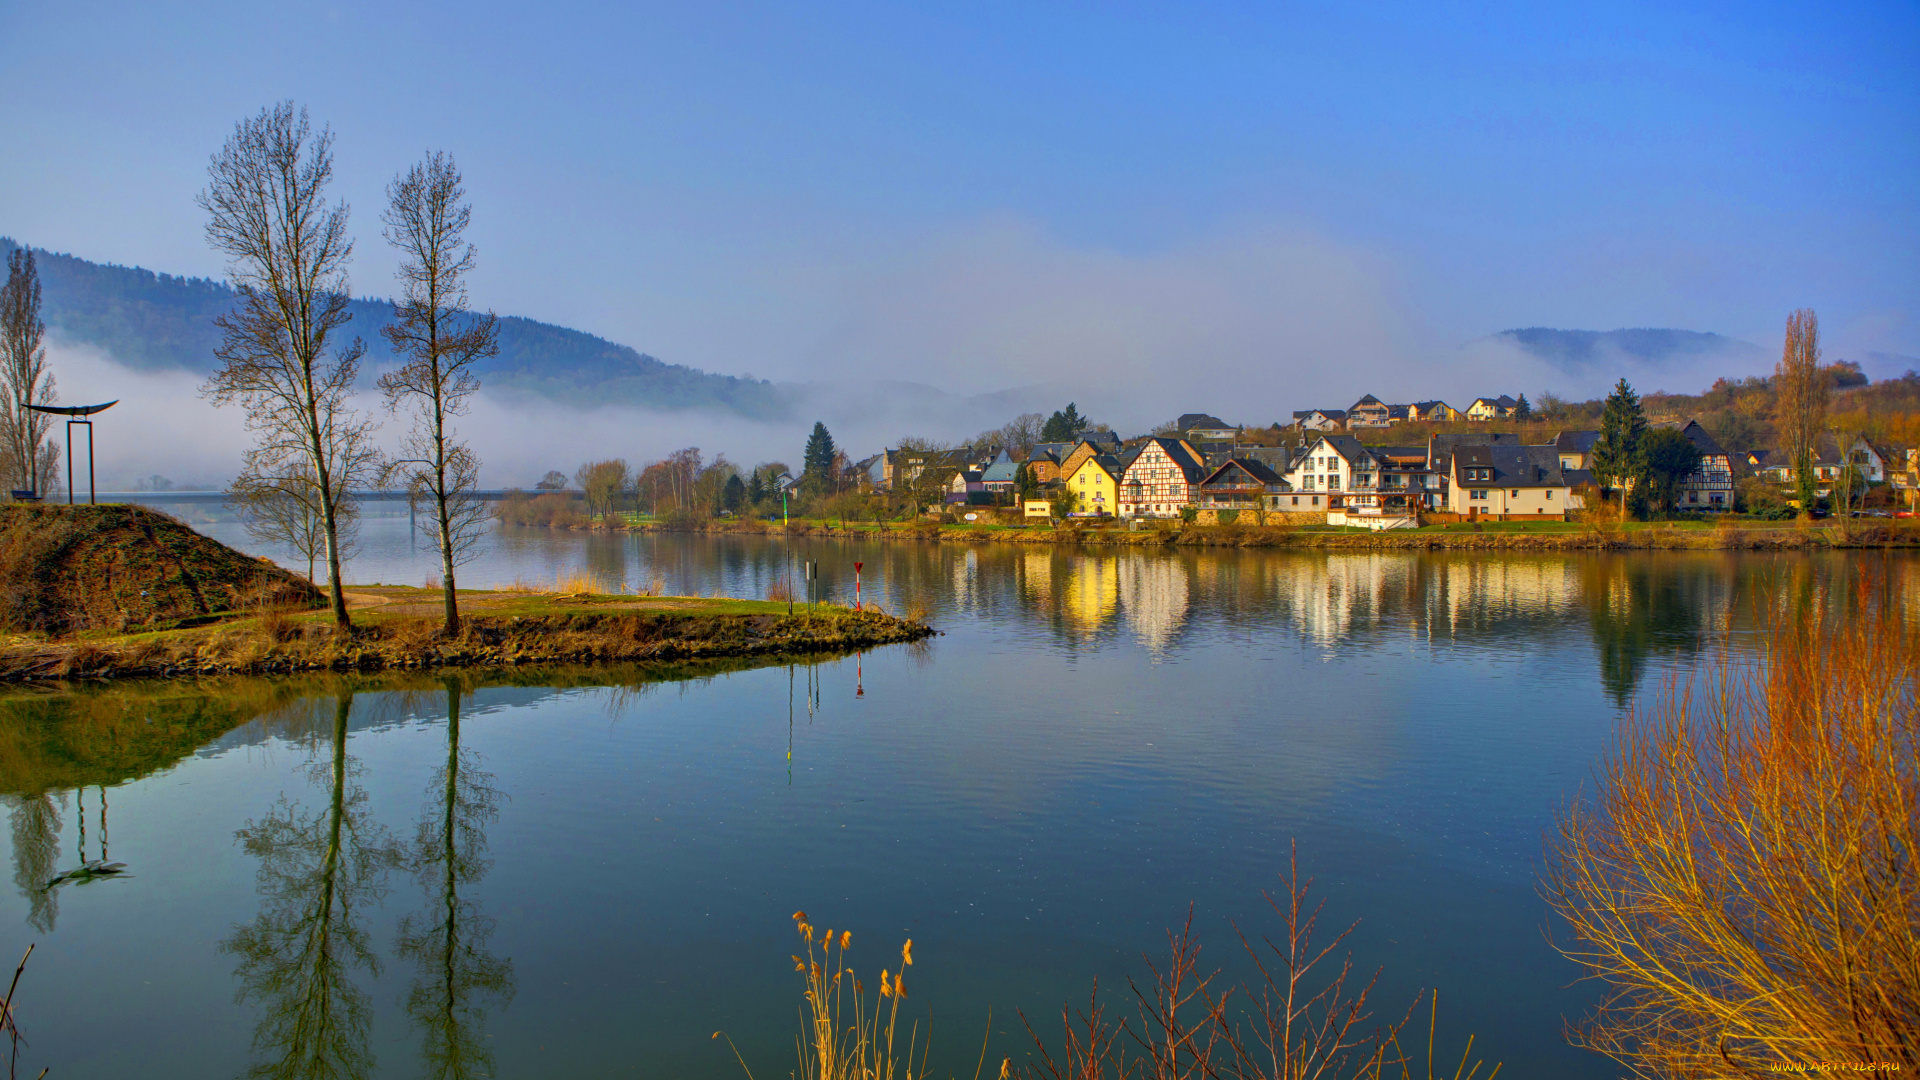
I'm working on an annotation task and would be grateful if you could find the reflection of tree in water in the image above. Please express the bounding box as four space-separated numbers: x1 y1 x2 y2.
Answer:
1583 560 1705 708
5 793 62 931
223 692 404 1080
397 680 514 1080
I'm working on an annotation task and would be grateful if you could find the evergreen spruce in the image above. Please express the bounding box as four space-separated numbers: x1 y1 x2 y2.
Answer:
1514 393 1533 421
1040 403 1090 443
802 421 837 493
1592 378 1648 521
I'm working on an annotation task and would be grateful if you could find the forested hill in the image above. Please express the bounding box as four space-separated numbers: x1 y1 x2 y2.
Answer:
0 238 787 419
1494 327 1768 373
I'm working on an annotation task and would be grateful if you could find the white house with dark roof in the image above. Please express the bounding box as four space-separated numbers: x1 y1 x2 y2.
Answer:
1291 408 1348 432
1447 443 1573 518
1117 437 1210 518
1282 435 1374 510
1465 395 1520 421
1176 413 1238 442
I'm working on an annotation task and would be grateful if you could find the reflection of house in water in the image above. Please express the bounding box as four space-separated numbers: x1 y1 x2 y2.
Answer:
949 547 982 611
1060 556 1120 641
1432 558 1582 632
1262 554 1586 646
1021 550 1053 605
1119 557 1191 656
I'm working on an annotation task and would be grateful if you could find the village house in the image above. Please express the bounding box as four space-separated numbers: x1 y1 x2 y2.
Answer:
1896 448 1920 509
879 445 979 491
1465 395 1520 421
1448 444 1574 519
980 449 1020 492
1408 400 1458 422
1177 413 1238 442
1346 395 1394 428
1054 432 1122 483
1024 442 1075 484
1118 437 1209 518
1194 458 1288 512
1348 445 1442 515
946 468 986 502
1746 433 1889 492
1425 432 1523 488
1281 434 1372 510
1554 430 1600 471
1291 408 1348 432
1655 420 1736 511
1062 451 1123 516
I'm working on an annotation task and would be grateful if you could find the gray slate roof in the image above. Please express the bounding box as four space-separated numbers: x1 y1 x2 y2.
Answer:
1453 444 1570 487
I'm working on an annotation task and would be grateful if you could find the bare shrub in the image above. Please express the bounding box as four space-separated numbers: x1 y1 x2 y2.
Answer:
1017 847 1496 1080
1547 578 1919 1074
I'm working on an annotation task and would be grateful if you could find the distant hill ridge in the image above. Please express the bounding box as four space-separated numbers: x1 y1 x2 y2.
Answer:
1493 327 1768 372
0 237 787 419
1497 320 1766 372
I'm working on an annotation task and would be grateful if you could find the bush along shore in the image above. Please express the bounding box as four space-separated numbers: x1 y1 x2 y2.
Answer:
534 513 1920 551
0 585 933 683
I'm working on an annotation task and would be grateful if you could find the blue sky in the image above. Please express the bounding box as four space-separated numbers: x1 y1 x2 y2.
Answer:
1 0 1915 411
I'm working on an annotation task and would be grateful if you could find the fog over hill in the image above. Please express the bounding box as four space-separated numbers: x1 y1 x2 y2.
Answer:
1492 328 1769 374
0 237 785 419
3 237 1802 489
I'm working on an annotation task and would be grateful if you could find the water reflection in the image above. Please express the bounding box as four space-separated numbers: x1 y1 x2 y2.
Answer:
222 692 406 1080
5 793 61 931
396 680 514 1080
0 544 1915 1080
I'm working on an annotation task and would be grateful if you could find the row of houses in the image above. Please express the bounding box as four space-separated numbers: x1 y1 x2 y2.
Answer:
1292 395 1524 431
855 410 1918 521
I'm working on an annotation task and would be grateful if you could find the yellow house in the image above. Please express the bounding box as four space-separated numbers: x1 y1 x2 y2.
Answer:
1062 453 1121 516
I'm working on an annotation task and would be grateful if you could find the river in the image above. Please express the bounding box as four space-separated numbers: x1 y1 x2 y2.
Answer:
4 512 1912 1078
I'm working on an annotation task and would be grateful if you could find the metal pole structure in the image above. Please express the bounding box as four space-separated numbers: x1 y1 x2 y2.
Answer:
27 401 117 506
782 482 793 617
854 561 863 611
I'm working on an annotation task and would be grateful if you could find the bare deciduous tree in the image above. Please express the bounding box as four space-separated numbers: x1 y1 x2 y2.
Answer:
200 102 378 627
378 152 498 635
0 248 59 497
1775 309 1828 513
1548 582 1919 1073
230 461 358 584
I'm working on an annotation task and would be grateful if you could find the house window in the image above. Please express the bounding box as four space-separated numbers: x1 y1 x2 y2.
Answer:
1509 490 1518 498
1470 490 1487 500
1545 490 1553 500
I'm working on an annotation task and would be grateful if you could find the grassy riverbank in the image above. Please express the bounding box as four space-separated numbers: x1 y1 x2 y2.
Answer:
588 514 1920 550
0 584 932 682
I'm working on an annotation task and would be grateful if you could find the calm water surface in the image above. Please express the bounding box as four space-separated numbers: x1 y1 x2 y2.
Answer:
5 513 1913 1078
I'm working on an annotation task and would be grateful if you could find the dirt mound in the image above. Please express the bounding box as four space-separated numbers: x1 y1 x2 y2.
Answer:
0 503 322 636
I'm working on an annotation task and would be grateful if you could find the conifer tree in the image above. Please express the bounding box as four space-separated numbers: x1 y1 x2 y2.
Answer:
1040 403 1090 443
801 422 836 494
1592 378 1648 521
